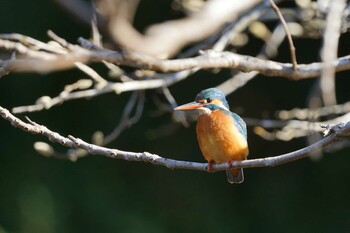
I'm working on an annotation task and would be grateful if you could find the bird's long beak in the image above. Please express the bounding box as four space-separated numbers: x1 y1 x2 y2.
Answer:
174 101 204 111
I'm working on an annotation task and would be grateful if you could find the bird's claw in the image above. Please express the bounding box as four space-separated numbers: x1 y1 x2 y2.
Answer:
228 160 234 169
207 161 214 172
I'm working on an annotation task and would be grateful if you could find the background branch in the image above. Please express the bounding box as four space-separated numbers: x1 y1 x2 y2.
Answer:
320 0 346 106
3 36 350 80
94 0 261 57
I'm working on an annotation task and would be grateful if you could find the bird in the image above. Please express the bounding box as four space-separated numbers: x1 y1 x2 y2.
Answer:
174 88 248 184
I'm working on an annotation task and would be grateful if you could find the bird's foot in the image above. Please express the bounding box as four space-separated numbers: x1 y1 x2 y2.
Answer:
207 161 215 172
228 160 234 169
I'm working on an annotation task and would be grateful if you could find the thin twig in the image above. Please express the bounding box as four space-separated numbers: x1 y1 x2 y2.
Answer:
75 62 108 85
60 90 145 159
269 0 297 70
277 101 350 120
246 112 350 140
0 33 67 54
11 71 190 114
103 91 144 145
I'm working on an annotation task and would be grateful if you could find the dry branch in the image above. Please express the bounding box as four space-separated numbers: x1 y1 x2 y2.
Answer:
11 70 192 114
2 36 350 80
1 105 349 172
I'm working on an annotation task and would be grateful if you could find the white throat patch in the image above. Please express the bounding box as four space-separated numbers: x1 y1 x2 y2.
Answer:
197 107 212 115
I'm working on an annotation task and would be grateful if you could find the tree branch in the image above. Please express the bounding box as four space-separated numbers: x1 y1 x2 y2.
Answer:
94 0 260 57
11 69 192 114
1 105 349 172
246 111 350 141
320 0 346 106
2 35 350 80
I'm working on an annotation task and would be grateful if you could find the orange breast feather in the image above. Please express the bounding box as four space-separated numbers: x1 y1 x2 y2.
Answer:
196 110 248 163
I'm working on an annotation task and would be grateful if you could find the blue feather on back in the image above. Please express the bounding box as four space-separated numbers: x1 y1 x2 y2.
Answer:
231 112 247 139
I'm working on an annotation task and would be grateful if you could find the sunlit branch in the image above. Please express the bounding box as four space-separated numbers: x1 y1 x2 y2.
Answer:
2 36 350 80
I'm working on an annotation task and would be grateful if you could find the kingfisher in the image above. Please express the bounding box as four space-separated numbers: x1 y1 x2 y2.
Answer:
174 88 248 184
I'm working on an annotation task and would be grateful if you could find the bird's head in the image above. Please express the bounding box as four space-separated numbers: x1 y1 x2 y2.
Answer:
175 88 230 115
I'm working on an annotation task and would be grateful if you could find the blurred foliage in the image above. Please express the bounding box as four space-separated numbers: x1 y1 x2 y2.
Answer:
1 1 350 233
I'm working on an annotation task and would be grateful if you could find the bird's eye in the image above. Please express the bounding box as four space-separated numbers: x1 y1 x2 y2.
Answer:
206 98 212 103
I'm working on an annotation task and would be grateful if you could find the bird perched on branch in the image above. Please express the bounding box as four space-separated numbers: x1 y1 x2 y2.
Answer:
174 88 248 184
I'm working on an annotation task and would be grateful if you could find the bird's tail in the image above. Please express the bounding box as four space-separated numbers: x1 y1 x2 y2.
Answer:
226 168 244 184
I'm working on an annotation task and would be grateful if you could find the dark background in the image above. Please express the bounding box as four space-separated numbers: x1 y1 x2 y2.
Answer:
1 1 350 233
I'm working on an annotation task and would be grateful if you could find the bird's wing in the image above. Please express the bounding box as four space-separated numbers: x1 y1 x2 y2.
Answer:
231 112 247 139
